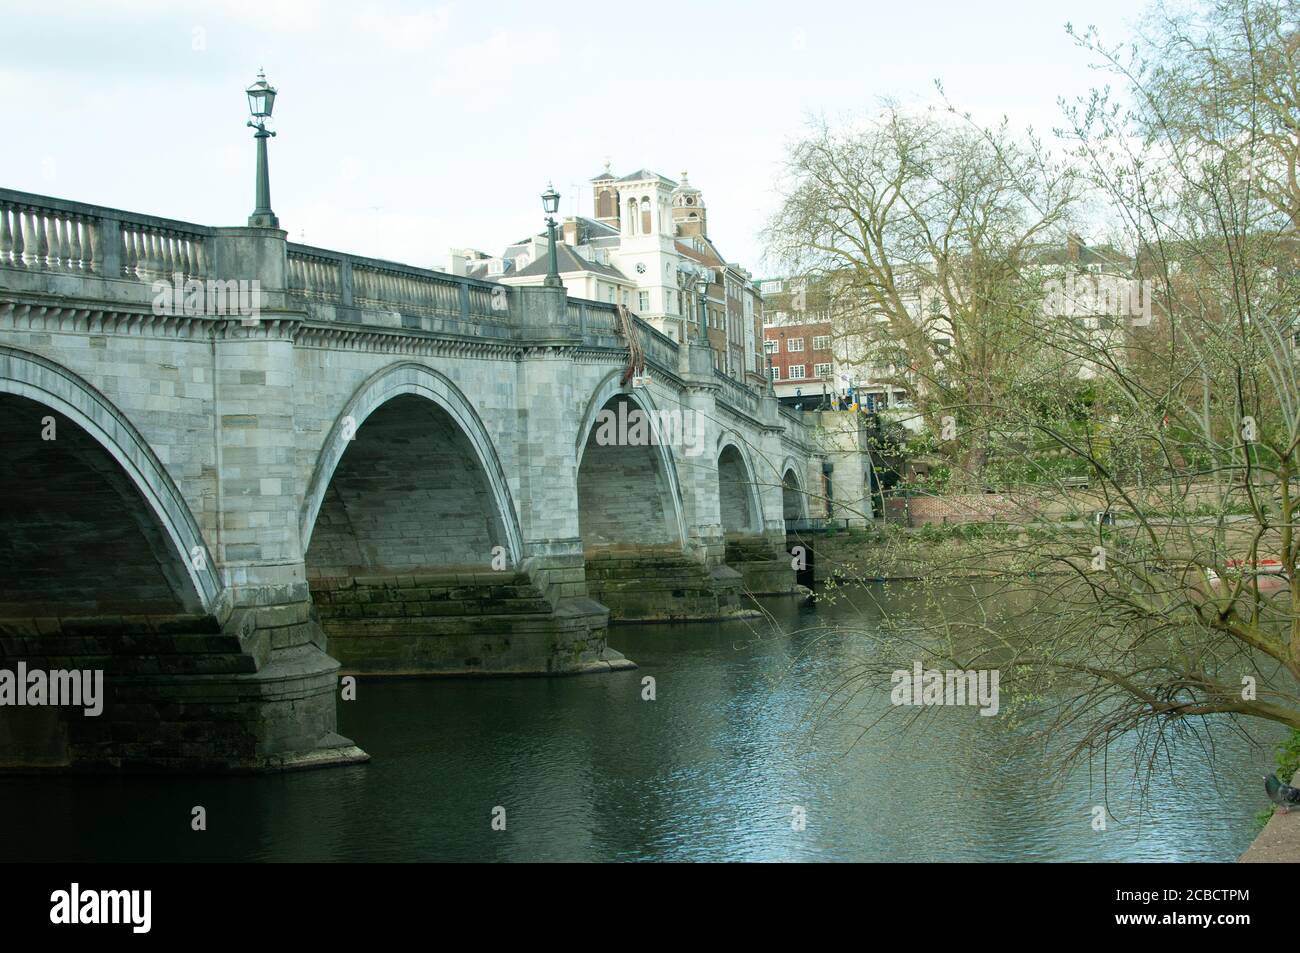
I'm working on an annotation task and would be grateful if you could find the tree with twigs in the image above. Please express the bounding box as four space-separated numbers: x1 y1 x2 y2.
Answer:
771 0 1300 788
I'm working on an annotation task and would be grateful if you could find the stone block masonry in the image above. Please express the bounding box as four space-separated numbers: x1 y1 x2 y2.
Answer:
583 548 759 623
0 185 831 770
884 493 1018 527
312 570 626 675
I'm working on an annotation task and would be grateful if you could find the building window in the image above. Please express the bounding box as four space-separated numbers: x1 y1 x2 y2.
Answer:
640 197 652 235
770 366 781 381
789 365 806 380
787 337 805 352
814 363 832 378
639 291 650 312
764 340 778 354
812 335 831 350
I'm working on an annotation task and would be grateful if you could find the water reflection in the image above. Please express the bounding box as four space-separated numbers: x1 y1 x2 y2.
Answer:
0 584 1281 861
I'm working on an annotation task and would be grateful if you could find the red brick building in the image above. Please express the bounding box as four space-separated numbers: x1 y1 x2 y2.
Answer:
763 318 835 405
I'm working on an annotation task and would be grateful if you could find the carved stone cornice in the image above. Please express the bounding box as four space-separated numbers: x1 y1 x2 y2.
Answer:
0 300 302 340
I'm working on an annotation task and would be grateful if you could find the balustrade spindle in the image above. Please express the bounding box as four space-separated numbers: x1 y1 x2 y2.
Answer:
68 218 83 270
40 213 54 269
34 212 49 269
68 218 81 270
54 215 67 269
25 211 40 268
0 208 12 266
60 218 74 270
13 209 27 267
149 231 163 279
122 229 137 278
124 228 138 276
88 219 102 274
47 217 63 269
128 229 143 279
136 230 150 279
148 232 162 278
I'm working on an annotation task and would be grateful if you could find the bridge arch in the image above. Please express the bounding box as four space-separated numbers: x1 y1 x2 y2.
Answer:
575 372 687 549
780 456 810 522
301 363 523 574
715 434 763 536
0 346 219 616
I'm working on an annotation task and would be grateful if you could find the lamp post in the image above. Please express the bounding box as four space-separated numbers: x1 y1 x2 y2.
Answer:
542 183 561 288
246 69 279 228
695 271 711 346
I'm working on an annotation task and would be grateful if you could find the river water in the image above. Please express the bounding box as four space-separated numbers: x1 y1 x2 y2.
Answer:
0 584 1281 862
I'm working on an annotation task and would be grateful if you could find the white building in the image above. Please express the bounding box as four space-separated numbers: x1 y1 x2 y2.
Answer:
449 165 765 382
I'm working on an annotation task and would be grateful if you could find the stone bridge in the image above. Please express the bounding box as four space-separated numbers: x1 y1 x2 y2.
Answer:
0 187 823 771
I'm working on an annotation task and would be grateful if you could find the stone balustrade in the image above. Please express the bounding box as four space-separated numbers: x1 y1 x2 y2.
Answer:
0 185 826 772
0 187 785 422
0 188 211 283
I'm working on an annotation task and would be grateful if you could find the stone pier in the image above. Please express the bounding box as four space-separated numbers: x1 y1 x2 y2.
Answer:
0 186 833 770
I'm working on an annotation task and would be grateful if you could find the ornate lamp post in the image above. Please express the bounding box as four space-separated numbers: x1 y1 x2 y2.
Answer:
542 183 561 288
695 271 711 345
246 70 279 228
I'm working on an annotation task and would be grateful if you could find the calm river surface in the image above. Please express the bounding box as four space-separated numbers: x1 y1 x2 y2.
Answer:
0 584 1282 862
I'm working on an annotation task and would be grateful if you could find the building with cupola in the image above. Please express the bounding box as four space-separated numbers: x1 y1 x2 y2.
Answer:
448 164 764 386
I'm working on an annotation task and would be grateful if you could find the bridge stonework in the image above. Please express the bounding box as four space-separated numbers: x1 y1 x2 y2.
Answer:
0 189 825 771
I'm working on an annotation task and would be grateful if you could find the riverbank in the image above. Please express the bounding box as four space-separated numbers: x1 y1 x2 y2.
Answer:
807 524 1032 582
806 519 1281 584
1240 771 1300 862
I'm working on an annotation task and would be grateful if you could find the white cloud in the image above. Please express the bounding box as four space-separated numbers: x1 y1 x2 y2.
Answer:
428 27 559 100
352 3 453 52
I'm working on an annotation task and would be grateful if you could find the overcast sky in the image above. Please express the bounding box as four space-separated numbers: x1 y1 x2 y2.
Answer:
0 0 1144 275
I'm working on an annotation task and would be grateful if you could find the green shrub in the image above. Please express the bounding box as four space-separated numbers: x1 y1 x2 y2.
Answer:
1276 728 1300 785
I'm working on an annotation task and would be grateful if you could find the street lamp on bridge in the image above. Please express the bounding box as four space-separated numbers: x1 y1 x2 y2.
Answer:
541 183 561 288
695 271 711 346
246 70 279 229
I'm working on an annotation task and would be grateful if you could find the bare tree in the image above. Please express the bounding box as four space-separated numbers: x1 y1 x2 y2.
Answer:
787 0 1300 789
765 107 1084 479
